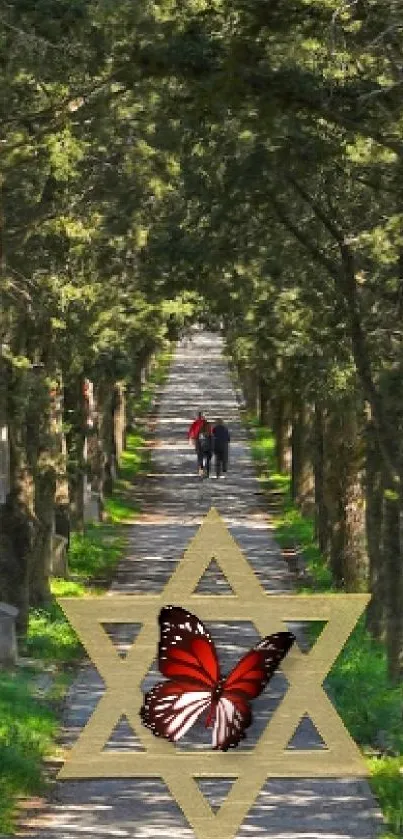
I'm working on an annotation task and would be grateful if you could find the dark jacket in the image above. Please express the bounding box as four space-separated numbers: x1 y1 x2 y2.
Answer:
212 424 230 450
196 425 213 454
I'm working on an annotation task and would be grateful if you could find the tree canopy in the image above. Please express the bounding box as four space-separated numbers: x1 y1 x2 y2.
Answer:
1 0 403 678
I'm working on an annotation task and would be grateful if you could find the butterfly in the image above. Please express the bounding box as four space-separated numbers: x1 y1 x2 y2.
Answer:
140 605 295 751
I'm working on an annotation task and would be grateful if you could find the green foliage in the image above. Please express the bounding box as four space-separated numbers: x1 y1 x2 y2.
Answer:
329 620 403 752
104 497 137 524
26 602 82 662
276 505 335 591
117 435 146 483
368 758 403 839
68 526 124 582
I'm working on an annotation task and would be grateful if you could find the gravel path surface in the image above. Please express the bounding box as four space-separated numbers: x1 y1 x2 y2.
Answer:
17 332 383 839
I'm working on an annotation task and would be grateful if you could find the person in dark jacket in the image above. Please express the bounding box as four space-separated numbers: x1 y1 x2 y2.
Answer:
196 419 213 478
212 418 230 478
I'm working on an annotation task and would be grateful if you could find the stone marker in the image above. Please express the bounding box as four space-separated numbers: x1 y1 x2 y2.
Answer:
50 533 69 578
0 601 18 666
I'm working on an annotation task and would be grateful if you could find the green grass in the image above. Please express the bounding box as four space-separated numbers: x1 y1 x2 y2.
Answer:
24 521 127 664
248 420 403 839
368 758 403 838
0 670 58 833
105 432 151 522
276 505 335 591
0 348 172 834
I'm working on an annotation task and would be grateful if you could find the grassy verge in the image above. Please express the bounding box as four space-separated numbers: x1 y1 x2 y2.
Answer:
248 419 403 839
0 349 172 834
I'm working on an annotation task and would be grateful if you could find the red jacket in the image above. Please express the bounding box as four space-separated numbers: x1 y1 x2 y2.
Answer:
188 417 205 440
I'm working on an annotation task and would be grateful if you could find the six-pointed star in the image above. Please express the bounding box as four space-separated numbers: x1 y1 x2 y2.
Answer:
57 508 370 839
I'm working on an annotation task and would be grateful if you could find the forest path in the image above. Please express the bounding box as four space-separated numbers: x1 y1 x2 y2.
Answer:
17 332 383 839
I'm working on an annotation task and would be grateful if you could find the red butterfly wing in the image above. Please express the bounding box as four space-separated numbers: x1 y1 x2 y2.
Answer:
141 606 221 742
223 631 295 699
158 605 220 688
209 631 295 751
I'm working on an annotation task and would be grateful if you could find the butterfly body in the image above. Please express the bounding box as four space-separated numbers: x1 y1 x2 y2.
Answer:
211 676 226 702
140 605 295 751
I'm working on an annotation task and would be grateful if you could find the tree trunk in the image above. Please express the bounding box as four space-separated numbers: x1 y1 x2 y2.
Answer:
273 394 290 474
365 425 386 640
0 366 35 635
54 381 71 558
97 378 117 497
341 467 367 592
87 382 110 522
382 490 403 681
313 402 330 556
131 366 142 400
327 496 344 587
87 426 106 522
26 368 60 606
325 395 367 591
114 383 126 465
258 377 271 426
325 407 350 587
340 246 398 491
0 489 33 636
291 390 314 513
29 458 55 606
394 494 403 681
243 367 259 414
64 374 86 531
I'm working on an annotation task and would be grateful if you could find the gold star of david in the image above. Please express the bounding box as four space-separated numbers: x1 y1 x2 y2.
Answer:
57 507 370 839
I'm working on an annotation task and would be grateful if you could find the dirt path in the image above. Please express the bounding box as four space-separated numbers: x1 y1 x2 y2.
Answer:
17 332 383 839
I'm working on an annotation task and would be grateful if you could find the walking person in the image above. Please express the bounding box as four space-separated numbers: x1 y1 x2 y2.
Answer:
187 411 205 443
212 418 230 478
187 411 205 474
196 419 213 478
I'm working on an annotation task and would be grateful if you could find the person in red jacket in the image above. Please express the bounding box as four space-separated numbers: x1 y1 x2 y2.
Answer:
187 411 205 475
187 411 205 442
